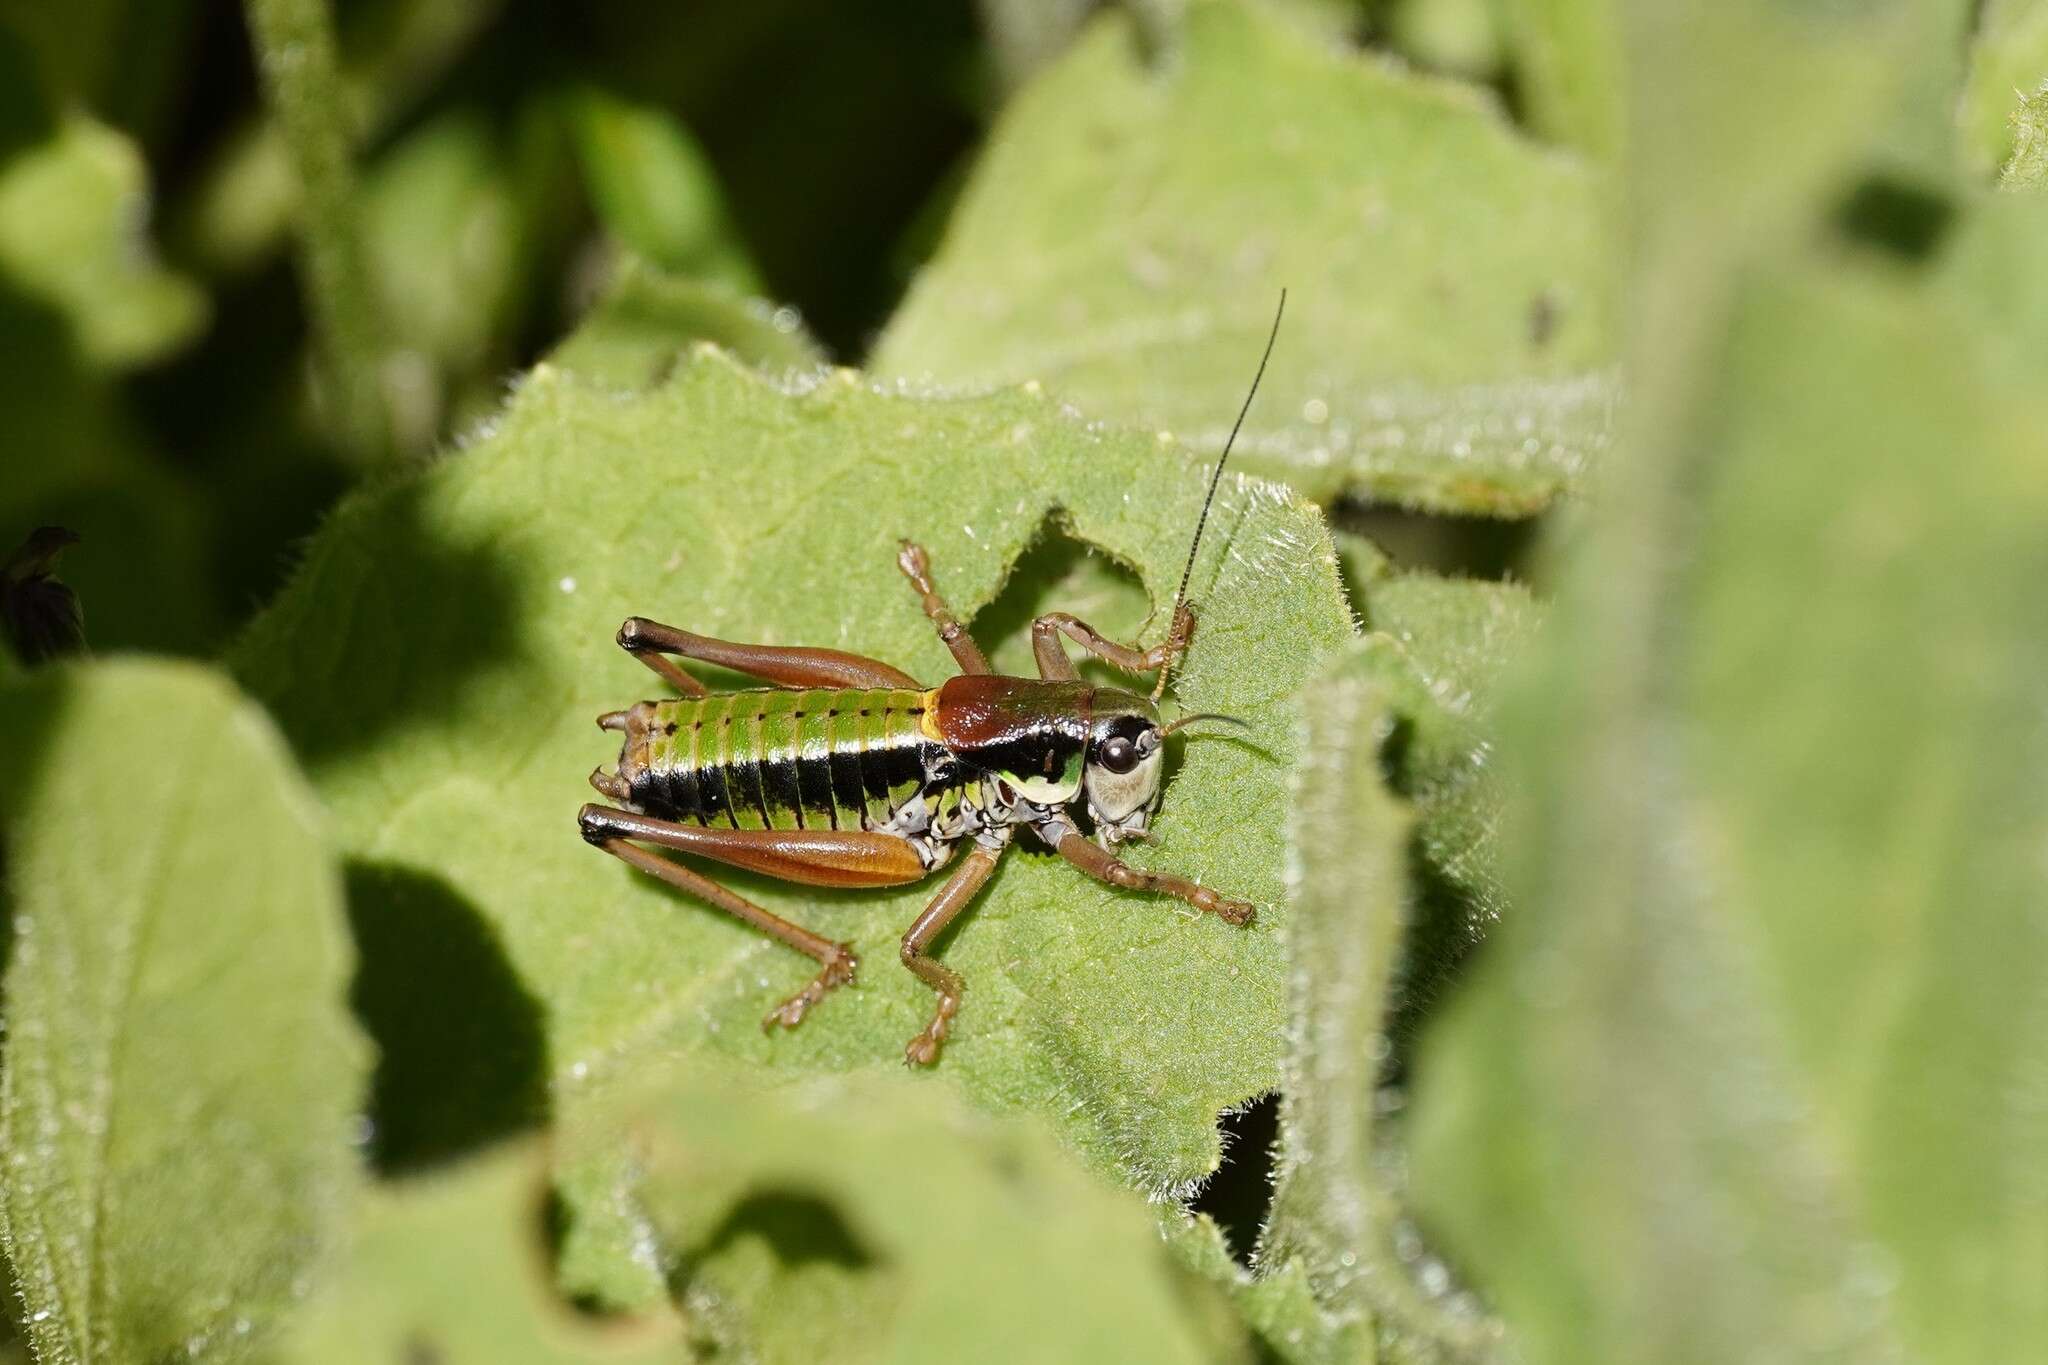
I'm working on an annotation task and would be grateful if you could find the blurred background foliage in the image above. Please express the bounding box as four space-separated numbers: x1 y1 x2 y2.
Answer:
2 0 2046 1361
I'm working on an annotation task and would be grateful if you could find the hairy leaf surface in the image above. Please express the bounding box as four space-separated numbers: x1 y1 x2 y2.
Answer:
0 661 366 1362
615 1064 1241 1362
232 343 1355 1304
874 0 1616 515
1409 261 2048 1365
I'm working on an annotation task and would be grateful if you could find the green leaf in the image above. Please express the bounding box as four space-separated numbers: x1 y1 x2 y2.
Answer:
1359 574 1542 951
1931 191 2048 372
566 86 759 291
363 107 523 376
608 1063 1243 1362
0 112 206 367
1622 0 1923 339
1260 642 1501 1364
1386 0 1504 79
276 1144 681 1364
1959 2 2048 180
230 343 1355 1304
0 288 223 654
1492 0 1624 159
550 256 823 390
1409 262 2048 1364
873 0 1617 515
0 659 368 1362
2001 81 2048 189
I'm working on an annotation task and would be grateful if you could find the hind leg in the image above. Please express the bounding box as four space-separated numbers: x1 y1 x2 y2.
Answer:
616 616 922 693
579 804 927 1030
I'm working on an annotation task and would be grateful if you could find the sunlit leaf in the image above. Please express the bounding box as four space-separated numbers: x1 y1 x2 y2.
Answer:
874 0 1617 515
0 660 367 1362
277 1144 681 1365
231 341 1355 1305
606 1063 1243 1362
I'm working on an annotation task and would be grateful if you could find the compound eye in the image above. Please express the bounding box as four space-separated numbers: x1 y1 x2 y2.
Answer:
1098 735 1140 774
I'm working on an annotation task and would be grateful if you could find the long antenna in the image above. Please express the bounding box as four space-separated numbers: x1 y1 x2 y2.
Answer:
1154 288 1286 701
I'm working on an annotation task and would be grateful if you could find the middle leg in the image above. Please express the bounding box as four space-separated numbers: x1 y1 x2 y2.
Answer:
898 842 1003 1065
896 540 992 675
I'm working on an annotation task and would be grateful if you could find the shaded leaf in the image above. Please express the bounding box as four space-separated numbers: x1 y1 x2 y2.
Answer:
277 1145 682 1365
1360 573 1541 945
1410 262 2048 1364
1492 0 1623 159
566 87 758 290
0 112 206 367
245 0 391 460
230 342 1354 1306
613 1064 1243 1363
1621 0 1925 370
0 660 367 1362
873 0 1617 515
1387 0 1504 79
0 289 222 654
363 108 524 375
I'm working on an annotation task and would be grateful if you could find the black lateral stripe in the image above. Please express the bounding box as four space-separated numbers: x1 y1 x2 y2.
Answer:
706 766 736 828
703 749 739 829
796 751 837 829
667 758 703 825
760 753 805 830
736 753 773 829
859 718 896 812
875 736 924 801
828 745 866 829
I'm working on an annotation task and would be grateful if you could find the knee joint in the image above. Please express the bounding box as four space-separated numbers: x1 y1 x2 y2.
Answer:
577 803 616 845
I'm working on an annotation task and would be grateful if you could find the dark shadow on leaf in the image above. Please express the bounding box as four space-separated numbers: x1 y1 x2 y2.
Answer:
0 678 74 993
1832 175 1954 260
234 476 529 766
688 1188 877 1272
345 859 549 1172
1382 850 1488 1081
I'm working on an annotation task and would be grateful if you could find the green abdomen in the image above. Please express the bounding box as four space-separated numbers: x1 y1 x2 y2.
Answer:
622 687 938 831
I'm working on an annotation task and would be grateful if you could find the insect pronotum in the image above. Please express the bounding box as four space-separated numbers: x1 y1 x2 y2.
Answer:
580 292 1286 1065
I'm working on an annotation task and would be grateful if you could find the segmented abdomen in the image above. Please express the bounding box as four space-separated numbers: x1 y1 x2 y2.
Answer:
621 687 939 832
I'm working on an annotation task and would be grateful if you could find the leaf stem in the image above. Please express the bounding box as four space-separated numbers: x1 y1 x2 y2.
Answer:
242 0 391 462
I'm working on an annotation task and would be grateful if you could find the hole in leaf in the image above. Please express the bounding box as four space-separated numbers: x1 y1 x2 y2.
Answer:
1334 502 1542 586
1189 1091 1281 1267
968 517 1152 684
1832 176 1954 259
